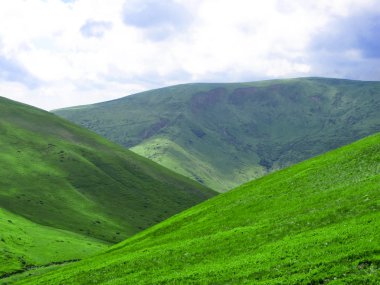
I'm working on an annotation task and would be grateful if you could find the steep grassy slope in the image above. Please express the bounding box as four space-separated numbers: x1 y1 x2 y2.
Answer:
0 97 215 275
17 133 380 284
55 77 380 191
0 208 107 277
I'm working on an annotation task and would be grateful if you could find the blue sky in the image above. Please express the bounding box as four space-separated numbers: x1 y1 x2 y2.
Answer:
0 0 379 110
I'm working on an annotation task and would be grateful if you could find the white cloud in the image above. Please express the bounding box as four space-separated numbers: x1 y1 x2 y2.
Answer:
0 0 378 110
80 20 112 38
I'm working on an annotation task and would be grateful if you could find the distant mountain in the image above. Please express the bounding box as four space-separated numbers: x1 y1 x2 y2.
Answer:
0 97 215 276
55 77 380 191
18 133 380 284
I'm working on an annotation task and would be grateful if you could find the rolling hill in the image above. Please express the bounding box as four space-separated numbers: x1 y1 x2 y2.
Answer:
0 96 216 276
54 77 380 192
0 208 108 277
13 133 380 284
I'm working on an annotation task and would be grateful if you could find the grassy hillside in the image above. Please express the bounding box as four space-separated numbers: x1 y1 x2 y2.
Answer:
54 77 380 192
15 133 380 284
0 96 215 275
0 208 107 277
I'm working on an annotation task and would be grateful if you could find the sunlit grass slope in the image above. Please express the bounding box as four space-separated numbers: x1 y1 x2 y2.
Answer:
0 97 215 275
55 77 380 191
0 208 107 277
19 133 380 284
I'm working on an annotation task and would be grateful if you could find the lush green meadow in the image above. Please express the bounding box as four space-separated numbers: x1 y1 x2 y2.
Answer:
55 78 380 191
14 133 379 284
0 96 215 277
0 208 107 277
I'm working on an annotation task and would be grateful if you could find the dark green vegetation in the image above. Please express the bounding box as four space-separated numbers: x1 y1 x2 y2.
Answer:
0 97 215 276
55 77 380 192
15 133 380 284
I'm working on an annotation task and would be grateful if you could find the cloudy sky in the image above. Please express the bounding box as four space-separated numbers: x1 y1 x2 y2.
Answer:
0 0 379 110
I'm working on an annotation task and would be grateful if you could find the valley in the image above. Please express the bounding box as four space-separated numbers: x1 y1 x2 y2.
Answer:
1 79 378 284
0 96 215 277
12 132 379 284
1 1 379 283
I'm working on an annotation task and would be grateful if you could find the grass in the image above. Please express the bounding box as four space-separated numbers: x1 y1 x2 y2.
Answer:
0 208 107 277
55 77 380 191
0 96 216 276
15 133 380 284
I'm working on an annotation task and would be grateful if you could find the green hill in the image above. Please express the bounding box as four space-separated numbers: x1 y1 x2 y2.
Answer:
15 133 380 284
0 208 107 277
54 77 380 192
0 97 215 276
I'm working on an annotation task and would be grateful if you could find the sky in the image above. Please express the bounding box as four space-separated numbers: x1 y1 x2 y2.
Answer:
0 0 379 110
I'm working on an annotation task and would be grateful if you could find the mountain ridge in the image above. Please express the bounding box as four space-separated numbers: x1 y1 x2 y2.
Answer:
52 77 379 110
55 77 380 191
